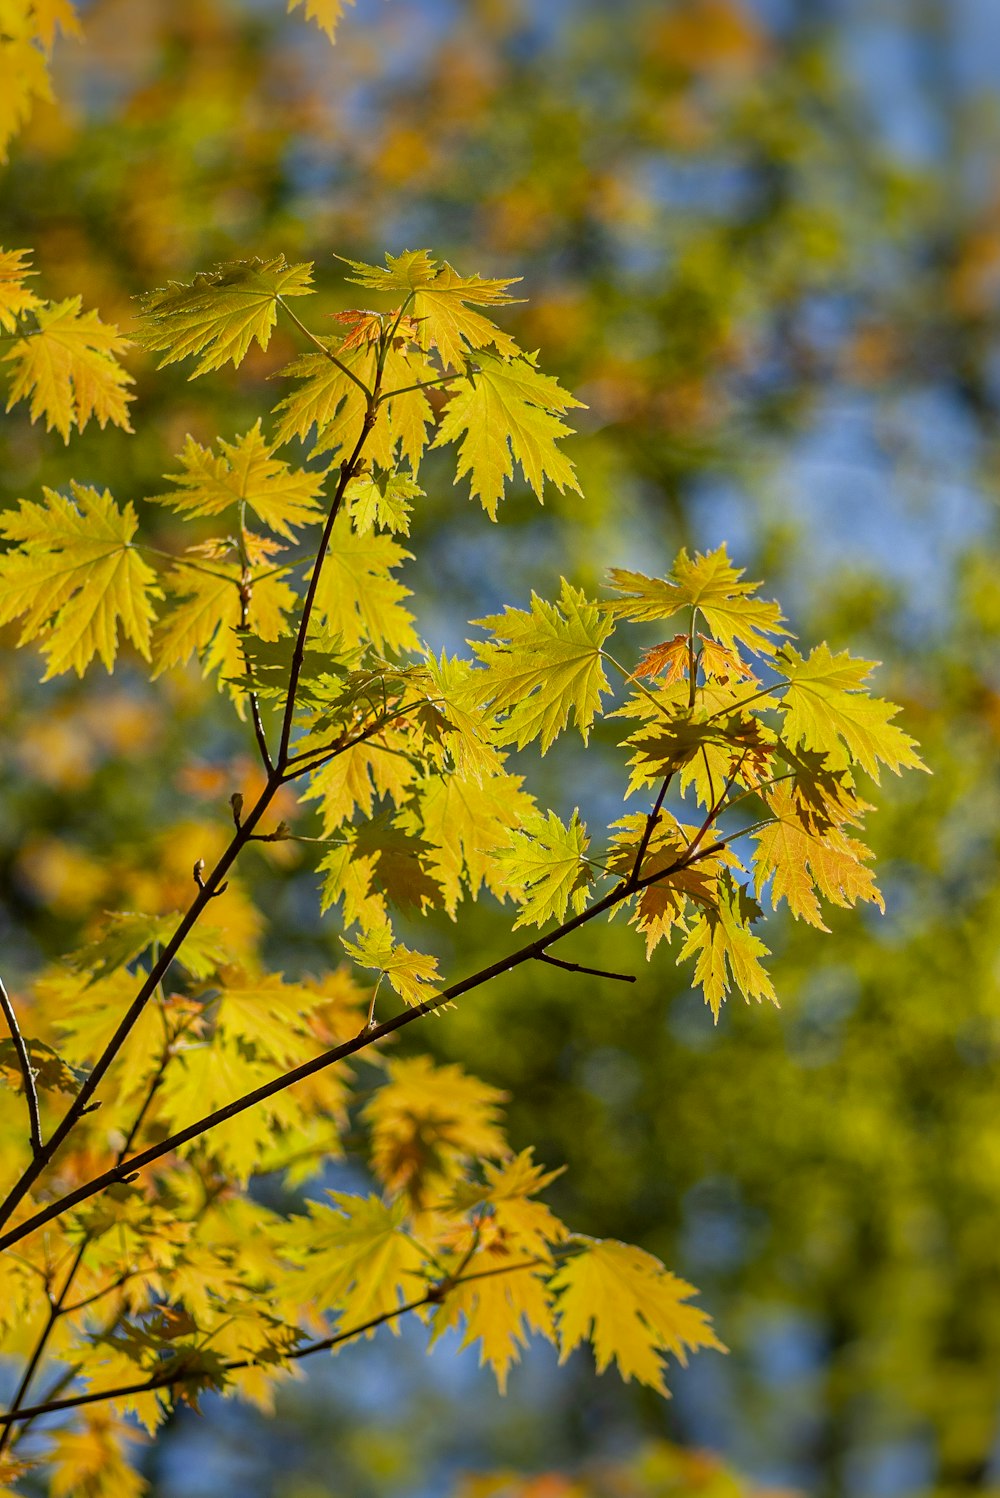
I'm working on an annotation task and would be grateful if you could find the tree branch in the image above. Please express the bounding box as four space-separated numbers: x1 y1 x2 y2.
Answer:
0 975 41 1158
0 841 723 1255
0 1258 544 1428
536 953 635 983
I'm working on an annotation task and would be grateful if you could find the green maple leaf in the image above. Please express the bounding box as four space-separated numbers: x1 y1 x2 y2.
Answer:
468 580 614 752
495 809 593 928
134 256 314 376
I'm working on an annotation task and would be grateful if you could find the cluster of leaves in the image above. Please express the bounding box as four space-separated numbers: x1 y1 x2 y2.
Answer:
0 249 919 1494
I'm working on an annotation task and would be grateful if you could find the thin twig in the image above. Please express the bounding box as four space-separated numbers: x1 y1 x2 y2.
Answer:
277 298 373 400
536 953 635 984
0 976 41 1157
0 1258 545 1427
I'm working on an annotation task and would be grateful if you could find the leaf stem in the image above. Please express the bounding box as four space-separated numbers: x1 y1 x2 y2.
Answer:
276 298 373 400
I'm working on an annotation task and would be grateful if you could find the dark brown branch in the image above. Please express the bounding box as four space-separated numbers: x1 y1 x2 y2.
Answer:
0 1258 543 1428
626 774 673 892
536 953 635 983
0 975 41 1157
275 409 379 768
0 779 280 1232
0 841 723 1257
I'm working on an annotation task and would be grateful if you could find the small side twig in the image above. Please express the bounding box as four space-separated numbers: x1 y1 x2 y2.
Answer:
0 975 42 1157
192 861 228 899
536 953 635 984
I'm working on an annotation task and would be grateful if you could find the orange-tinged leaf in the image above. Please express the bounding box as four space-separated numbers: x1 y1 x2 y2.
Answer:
635 635 690 684
753 782 883 929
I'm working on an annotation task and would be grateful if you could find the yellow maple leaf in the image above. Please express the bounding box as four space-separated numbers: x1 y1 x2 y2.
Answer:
0 12 51 163
753 781 883 930
0 484 160 677
495 809 593 928
606 546 788 658
365 1055 509 1203
677 872 777 1020
287 0 353 43
433 351 584 518
282 1192 425 1324
342 917 441 1008
469 580 613 752
154 556 296 688
3 296 134 441
775 642 927 782
0 245 41 331
152 421 327 540
342 250 523 369
310 516 418 654
551 1237 723 1395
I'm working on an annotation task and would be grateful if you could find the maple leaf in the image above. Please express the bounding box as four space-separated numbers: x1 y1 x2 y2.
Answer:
31 0 82 48
432 1153 568 1391
287 0 353 42
209 971 330 1068
606 545 787 658
152 422 327 540
551 1237 723 1395
365 1056 509 1204
326 811 444 926
154 556 296 687
607 814 733 957
677 872 778 1020
433 350 584 519
0 484 161 677
310 517 419 654
753 781 884 930
345 468 421 536
0 11 52 163
158 1038 291 1182
496 810 593 929
342 919 441 1008
49 1412 147 1498
283 1192 425 1323
72 910 228 979
134 256 314 376
469 580 614 752
418 768 537 915
0 246 41 331
342 250 522 368
3 296 134 441
634 634 691 684
775 642 926 782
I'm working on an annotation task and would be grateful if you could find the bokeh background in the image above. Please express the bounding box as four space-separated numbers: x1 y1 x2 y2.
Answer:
3 1 1000 1494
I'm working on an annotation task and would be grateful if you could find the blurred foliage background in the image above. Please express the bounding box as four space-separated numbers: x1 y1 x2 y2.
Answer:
3 0 1000 1494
